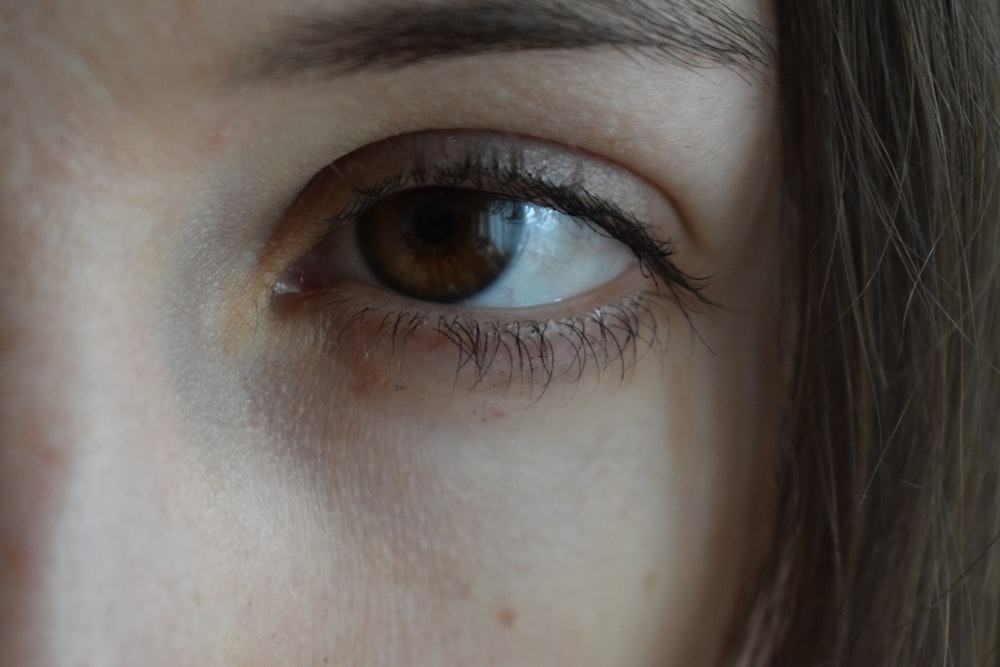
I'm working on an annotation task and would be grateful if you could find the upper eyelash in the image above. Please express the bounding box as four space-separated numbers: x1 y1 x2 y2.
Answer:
322 148 714 317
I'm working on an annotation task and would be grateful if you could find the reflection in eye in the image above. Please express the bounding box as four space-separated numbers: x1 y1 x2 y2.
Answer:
355 186 635 307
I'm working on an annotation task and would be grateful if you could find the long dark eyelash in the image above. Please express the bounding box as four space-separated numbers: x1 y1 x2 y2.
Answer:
327 149 715 317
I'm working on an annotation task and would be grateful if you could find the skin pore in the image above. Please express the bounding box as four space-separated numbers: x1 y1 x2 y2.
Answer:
0 1 783 665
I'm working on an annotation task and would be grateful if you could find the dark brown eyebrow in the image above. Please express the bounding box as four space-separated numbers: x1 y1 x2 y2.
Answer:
239 0 775 80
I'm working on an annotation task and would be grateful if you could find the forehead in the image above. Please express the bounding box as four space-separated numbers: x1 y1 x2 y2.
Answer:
0 0 778 265
0 0 773 159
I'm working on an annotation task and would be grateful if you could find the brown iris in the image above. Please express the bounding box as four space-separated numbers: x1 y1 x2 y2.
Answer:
357 187 528 303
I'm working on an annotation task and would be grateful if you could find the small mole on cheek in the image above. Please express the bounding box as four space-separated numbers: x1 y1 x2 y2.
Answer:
643 572 657 593
498 606 517 628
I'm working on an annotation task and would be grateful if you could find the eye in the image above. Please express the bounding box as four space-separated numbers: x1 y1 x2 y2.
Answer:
275 131 699 313
266 131 707 394
285 184 635 308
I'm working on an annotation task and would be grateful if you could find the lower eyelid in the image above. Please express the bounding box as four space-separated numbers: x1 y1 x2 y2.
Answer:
270 279 671 399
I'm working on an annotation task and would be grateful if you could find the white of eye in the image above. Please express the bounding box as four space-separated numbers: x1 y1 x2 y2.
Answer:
465 205 635 308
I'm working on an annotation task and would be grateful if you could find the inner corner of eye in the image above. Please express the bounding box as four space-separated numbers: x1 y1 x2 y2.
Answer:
273 263 308 297
271 231 342 300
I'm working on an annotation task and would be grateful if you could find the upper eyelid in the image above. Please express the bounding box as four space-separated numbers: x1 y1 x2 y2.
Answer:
313 133 714 312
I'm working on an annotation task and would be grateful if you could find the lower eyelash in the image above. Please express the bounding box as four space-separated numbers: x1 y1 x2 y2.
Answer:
295 289 673 400
435 296 665 396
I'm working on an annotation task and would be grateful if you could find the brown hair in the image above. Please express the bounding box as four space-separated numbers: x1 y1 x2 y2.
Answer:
741 0 1000 664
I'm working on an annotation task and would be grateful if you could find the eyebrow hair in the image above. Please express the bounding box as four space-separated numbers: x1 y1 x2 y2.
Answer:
241 0 775 80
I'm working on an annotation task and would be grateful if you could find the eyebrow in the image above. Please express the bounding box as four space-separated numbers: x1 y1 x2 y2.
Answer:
240 0 775 80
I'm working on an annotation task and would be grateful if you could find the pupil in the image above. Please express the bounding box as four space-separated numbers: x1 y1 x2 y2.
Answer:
410 202 456 245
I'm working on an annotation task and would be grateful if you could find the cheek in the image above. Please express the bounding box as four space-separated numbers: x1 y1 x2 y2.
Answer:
169 295 777 666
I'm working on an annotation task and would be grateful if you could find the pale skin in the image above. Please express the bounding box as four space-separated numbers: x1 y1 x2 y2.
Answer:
0 1 784 665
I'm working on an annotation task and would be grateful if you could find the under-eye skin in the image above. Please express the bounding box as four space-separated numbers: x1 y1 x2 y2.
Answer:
269 131 709 395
